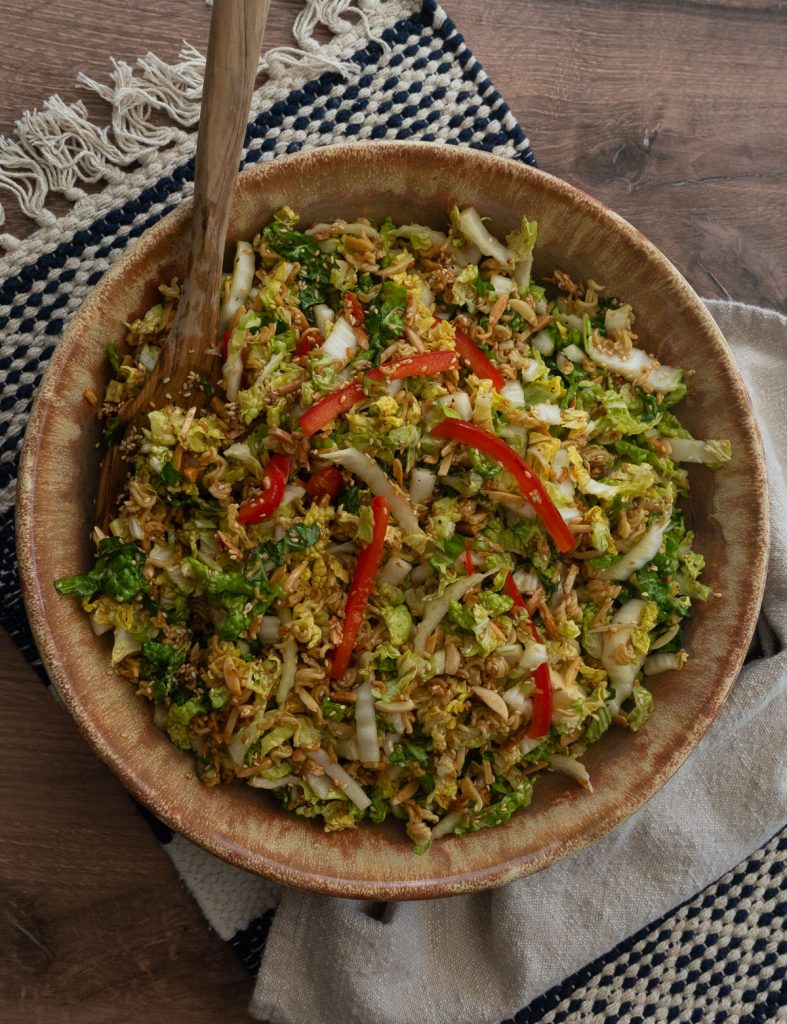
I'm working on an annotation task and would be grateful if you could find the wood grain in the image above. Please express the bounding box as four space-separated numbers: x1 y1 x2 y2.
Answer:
0 630 252 1023
0 0 785 1020
1 0 785 310
95 0 270 529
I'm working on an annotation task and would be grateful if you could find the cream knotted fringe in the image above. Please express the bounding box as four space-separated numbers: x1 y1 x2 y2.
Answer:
0 0 400 251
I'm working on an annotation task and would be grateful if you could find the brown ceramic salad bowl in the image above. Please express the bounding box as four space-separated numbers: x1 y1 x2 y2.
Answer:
16 143 768 899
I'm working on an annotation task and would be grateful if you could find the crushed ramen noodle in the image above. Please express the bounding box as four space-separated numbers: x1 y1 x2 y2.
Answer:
56 207 730 851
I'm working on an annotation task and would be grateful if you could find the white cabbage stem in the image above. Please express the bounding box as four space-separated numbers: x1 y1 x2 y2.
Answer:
451 241 482 268
601 599 648 712
379 555 412 588
498 643 523 665
604 305 633 332
414 572 492 654
410 563 433 586
257 616 282 643
305 770 336 799
139 344 160 371
601 515 671 581
563 343 586 363
667 438 731 465
531 329 554 356
355 682 380 765
490 273 514 295
281 484 306 508
257 351 285 386
223 442 264 480
551 447 576 502
438 392 473 420
322 316 359 367
456 207 513 266
227 721 258 769
521 358 542 382
513 252 534 289
218 240 255 334
502 685 532 716
643 651 687 676
276 608 297 705
127 515 145 541
90 615 113 637
313 303 334 335
111 627 141 665
147 543 175 568
335 737 361 761
409 467 437 503
309 748 371 810
547 754 593 791
320 447 422 537
248 774 299 790
500 380 526 408
431 809 465 840
532 403 561 425
223 331 245 403
513 568 539 593
586 334 682 392
520 638 548 672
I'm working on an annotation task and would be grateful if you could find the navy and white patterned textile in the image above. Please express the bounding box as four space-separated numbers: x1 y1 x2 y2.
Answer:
0 2 783 1021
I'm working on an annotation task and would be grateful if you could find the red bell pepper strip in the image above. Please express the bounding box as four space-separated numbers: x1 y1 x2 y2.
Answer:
453 326 507 392
370 350 458 381
435 316 506 392
503 573 552 738
330 495 390 679
431 419 576 553
503 573 529 611
236 455 290 525
299 381 367 438
464 538 474 576
294 327 322 358
304 464 344 503
221 329 232 359
298 350 459 438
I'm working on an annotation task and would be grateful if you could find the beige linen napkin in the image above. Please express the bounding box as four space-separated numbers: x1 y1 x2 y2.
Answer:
244 300 786 1024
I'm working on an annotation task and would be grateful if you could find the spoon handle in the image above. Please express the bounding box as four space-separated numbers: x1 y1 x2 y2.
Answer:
96 0 269 529
154 0 270 389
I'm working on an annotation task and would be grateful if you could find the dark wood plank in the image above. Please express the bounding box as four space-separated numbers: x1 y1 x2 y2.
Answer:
454 0 787 311
0 1 785 1021
1 0 785 309
0 629 253 1024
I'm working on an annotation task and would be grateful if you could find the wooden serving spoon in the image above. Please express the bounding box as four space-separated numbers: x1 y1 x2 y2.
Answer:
96 0 270 530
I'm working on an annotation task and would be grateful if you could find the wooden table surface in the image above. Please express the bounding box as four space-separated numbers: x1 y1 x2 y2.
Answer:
1 1 785 1021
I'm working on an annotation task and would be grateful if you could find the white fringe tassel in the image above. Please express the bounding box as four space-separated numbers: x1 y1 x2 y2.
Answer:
0 0 394 251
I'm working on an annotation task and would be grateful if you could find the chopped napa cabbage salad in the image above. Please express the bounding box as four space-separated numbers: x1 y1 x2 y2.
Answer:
55 206 728 853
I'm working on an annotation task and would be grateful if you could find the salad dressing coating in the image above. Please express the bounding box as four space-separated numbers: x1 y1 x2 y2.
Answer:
57 207 730 852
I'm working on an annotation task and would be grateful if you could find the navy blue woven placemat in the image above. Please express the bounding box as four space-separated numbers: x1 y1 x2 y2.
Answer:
0 2 783 1020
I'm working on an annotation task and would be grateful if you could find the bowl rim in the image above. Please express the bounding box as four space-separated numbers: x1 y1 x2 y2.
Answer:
15 141 770 899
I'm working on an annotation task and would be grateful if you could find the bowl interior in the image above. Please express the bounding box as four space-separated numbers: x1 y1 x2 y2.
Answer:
17 143 768 899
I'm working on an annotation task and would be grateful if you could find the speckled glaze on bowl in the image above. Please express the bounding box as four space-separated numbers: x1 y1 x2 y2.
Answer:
16 143 768 900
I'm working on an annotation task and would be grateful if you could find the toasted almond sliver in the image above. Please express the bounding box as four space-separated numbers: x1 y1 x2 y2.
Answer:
297 687 321 716
471 686 509 720
507 297 537 325
391 779 420 806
